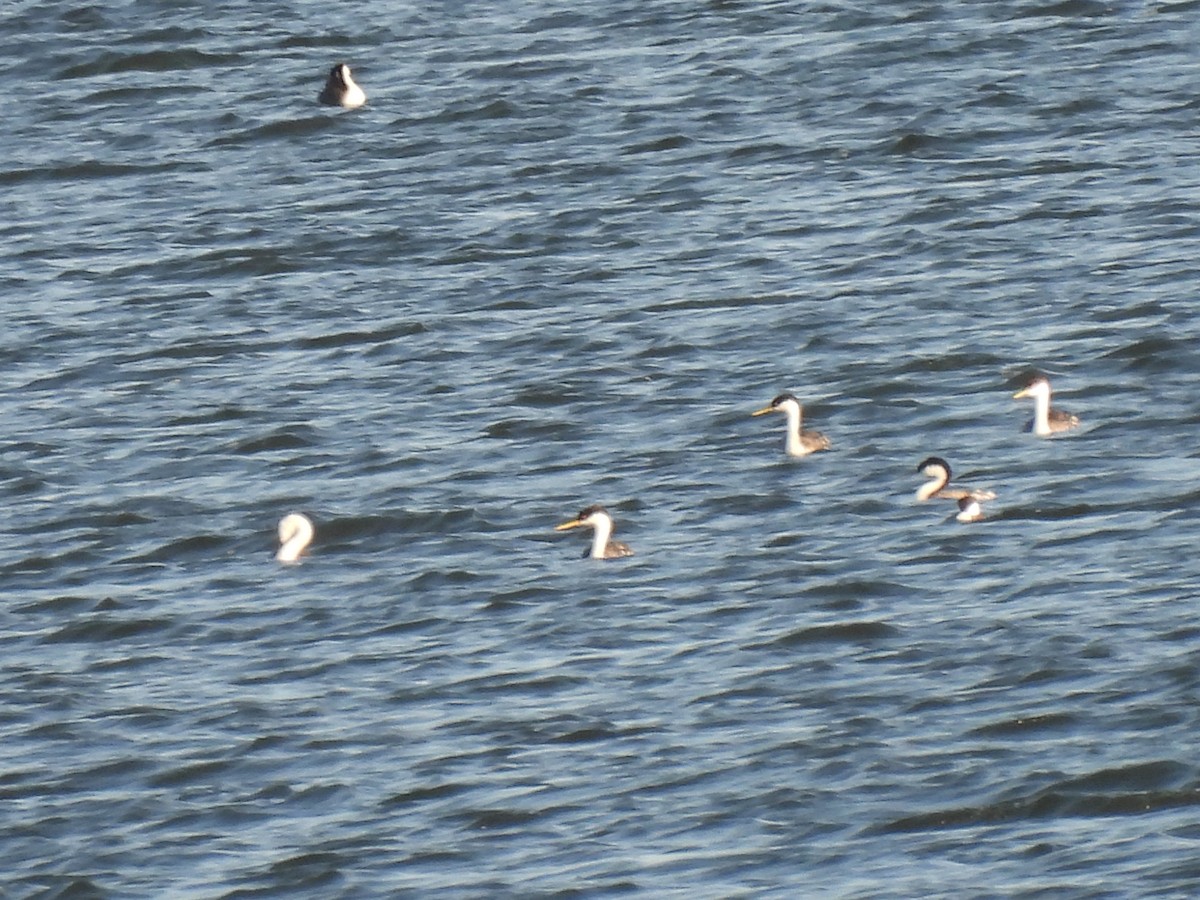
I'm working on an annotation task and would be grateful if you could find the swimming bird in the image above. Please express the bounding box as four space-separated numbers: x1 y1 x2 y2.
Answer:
555 505 633 560
915 457 997 502
752 393 831 457
1013 375 1079 436
956 497 985 523
318 63 367 108
276 513 315 563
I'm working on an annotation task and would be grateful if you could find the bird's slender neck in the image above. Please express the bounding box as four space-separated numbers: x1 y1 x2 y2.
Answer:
916 469 948 501
277 519 313 562
782 403 804 455
589 516 613 559
1031 388 1051 436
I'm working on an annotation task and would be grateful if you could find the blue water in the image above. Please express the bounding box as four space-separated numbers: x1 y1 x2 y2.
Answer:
5 2 1200 896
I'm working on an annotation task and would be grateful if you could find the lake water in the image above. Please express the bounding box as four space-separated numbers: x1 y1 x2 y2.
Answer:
5 2 1200 896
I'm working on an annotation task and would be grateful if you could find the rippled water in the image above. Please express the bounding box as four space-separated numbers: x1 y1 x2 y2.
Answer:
5 2 1200 896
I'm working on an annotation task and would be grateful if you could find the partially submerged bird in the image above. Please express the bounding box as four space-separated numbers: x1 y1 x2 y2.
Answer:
276 512 315 563
752 393 831 457
555 505 634 560
955 497 985 523
915 457 997 503
1013 375 1079 436
318 63 367 108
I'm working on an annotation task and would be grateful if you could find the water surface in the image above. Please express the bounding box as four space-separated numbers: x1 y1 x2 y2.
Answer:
4 2 1200 896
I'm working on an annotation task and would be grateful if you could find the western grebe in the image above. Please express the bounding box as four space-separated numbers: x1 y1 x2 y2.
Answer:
1013 375 1079 436
318 63 367 108
276 513 314 563
752 393 831 457
915 457 996 502
555 505 633 560
956 497 985 523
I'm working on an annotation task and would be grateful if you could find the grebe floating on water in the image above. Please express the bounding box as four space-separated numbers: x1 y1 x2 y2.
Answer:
915 456 996 503
276 513 314 563
319 63 366 108
956 497 985 523
1013 375 1079 436
555 505 633 560
752 393 831 457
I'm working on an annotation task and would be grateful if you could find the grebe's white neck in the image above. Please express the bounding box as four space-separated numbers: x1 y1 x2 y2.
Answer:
915 458 951 501
1030 385 1052 436
588 512 614 560
276 513 314 563
916 471 948 501
779 399 806 456
1015 378 1055 436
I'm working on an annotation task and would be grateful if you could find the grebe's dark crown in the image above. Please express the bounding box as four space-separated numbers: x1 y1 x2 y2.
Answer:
917 456 951 477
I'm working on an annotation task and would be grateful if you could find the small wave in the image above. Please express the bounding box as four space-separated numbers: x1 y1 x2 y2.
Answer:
298 323 426 350
0 161 183 186
873 760 1198 834
58 48 236 79
207 116 338 148
43 615 175 644
226 427 319 455
757 621 900 649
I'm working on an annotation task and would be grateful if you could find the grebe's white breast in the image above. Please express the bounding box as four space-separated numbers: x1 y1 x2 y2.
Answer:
956 497 985 523
318 63 366 108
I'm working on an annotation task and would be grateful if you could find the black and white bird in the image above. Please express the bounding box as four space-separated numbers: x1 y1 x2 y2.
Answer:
318 63 366 108
915 457 996 503
752 393 831 457
1013 375 1079 436
555 505 634 560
